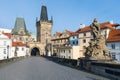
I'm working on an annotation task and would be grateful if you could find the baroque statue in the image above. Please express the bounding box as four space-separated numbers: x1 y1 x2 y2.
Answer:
84 18 111 60
90 18 101 39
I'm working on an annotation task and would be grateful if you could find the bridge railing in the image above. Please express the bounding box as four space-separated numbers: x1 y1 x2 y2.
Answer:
43 56 78 67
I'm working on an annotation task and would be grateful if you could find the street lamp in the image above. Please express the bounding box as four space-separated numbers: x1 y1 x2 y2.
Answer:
15 46 18 57
7 45 9 59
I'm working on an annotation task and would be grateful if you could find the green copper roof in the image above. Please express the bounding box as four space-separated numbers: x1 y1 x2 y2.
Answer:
12 17 28 35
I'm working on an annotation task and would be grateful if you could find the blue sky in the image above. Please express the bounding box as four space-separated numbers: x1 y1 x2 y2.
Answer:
0 0 120 35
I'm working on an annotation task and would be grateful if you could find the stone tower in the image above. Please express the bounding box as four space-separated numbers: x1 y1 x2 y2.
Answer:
12 17 31 44
36 5 53 45
12 18 28 35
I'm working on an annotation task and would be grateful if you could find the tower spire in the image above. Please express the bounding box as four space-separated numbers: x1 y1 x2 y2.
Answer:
40 5 48 21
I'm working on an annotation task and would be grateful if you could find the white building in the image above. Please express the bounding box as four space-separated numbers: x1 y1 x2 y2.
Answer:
0 32 12 60
12 41 27 57
56 46 80 59
107 29 120 63
76 22 119 57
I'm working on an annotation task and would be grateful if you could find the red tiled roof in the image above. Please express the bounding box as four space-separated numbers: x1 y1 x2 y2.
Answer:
3 33 12 39
12 42 26 47
70 32 78 36
53 30 74 38
51 37 69 41
52 30 75 41
76 22 120 33
56 32 62 37
66 30 74 35
107 29 120 42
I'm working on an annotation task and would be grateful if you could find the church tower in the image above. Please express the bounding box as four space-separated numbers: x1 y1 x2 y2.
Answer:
36 5 53 45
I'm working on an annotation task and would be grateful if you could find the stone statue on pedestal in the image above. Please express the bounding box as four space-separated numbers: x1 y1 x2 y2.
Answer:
84 18 111 60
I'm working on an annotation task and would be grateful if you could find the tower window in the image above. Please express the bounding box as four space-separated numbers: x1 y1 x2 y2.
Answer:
3 49 6 54
22 48 24 51
111 53 116 60
76 41 78 45
73 36 75 39
83 39 86 43
4 41 6 46
84 33 86 36
73 41 75 45
111 44 115 49
69 50 71 53
64 50 65 53
61 40 62 42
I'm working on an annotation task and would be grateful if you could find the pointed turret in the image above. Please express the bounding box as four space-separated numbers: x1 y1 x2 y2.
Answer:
40 5 48 21
12 17 28 35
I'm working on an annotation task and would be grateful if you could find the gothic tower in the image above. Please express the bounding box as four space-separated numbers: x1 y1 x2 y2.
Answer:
36 5 53 45
12 17 31 44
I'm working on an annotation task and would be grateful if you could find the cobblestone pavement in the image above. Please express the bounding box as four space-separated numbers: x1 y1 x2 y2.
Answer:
0 57 110 80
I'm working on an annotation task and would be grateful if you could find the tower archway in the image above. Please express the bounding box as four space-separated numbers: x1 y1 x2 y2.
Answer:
31 47 40 56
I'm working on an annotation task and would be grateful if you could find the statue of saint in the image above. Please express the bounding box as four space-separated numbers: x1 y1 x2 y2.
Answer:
84 18 111 60
90 18 101 39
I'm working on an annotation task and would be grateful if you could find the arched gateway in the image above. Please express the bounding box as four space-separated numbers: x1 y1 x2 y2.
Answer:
29 42 46 56
31 47 40 56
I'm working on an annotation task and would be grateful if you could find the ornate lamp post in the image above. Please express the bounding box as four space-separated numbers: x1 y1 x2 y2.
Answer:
7 45 9 59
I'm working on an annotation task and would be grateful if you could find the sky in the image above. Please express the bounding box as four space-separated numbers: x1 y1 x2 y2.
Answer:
0 0 120 35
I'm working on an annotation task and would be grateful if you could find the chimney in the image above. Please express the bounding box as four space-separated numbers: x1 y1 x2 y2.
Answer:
80 24 85 28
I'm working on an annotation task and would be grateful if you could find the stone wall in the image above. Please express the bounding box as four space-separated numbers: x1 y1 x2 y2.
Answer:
90 62 120 80
79 59 120 80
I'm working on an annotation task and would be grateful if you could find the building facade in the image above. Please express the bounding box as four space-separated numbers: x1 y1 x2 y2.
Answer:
56 46 80 59
52 30 82 59
107 29 120 63
12 41 28 57
0 32 12 60
52 30 73 56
